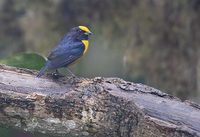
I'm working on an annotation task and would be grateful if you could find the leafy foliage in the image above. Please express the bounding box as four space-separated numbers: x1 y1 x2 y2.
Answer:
0 53 46 70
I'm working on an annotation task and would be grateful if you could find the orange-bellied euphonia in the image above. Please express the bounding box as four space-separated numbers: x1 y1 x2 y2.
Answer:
37 26 92 77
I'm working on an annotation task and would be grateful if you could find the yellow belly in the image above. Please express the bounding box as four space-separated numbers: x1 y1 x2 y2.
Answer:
81 40 89 54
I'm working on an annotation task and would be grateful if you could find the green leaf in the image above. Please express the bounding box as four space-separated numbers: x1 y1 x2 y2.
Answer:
0 53 46 70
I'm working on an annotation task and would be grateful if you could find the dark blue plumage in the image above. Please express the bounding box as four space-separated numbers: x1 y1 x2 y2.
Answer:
37 26 92 77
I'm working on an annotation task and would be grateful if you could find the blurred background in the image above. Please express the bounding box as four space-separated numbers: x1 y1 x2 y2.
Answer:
0 0 200 137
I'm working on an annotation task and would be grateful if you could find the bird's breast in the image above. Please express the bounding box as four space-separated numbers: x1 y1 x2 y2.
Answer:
81 40 89 54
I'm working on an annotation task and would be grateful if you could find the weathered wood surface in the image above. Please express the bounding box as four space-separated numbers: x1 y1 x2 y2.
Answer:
0 64 200 137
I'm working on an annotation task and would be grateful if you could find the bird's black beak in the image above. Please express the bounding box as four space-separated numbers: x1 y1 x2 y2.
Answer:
84 31 92 35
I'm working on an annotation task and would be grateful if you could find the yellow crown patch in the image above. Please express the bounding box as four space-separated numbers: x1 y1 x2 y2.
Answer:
79 26 91 33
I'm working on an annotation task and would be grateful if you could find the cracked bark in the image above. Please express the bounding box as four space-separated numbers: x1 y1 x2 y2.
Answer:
0 65 200 137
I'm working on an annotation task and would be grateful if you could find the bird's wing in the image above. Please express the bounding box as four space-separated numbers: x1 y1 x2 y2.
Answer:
47 42 84 69
48 40 80 60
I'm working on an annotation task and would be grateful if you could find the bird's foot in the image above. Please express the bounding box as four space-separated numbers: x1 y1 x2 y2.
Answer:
67 75 82 84
51 71 64 80
66 68 77 78
70 73 78 79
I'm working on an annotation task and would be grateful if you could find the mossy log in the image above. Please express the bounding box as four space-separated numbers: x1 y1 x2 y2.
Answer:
0 65 199 137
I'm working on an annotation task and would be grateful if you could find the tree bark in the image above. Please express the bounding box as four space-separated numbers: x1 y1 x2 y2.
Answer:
0 65 200 137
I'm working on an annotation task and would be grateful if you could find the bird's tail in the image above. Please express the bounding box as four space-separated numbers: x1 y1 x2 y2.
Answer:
37 61 51 77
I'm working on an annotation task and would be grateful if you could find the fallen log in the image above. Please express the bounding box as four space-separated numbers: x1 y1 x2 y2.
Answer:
0 65 199 137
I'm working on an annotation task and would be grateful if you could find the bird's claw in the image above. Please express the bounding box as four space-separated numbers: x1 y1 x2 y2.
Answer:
51 71 64 79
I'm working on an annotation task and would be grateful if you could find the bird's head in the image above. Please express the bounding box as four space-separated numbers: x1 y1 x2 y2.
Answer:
69 26 92 41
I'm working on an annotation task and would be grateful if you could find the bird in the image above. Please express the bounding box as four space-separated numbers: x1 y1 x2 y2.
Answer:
37 26 92 78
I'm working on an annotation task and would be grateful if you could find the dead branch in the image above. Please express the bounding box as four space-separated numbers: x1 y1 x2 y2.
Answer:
0 65 200 137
